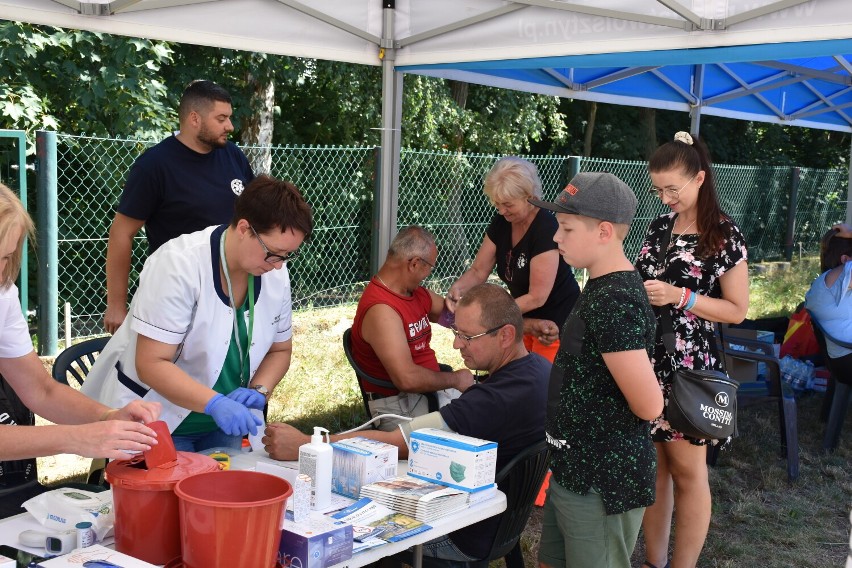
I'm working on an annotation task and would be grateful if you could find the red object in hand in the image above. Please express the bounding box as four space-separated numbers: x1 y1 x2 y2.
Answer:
143 420 178 469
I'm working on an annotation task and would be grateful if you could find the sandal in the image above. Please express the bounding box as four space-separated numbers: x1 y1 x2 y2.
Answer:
642 562 670 568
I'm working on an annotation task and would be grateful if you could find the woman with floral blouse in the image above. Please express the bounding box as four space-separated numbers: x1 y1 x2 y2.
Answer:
635 132 750 568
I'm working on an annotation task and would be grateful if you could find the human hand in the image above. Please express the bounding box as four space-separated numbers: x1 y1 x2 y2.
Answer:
108 400 161 424
204 394 263 436
524 318 559 346
452 369 476 392
263 422 310 461
226 387 267 410
69 420 159 459
643 279 678 307
103 303 127 335
444 284 463 313
832 223 852 239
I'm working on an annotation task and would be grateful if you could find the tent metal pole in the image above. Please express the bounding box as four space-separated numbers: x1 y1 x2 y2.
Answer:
374 1 401 272
690 64 704 136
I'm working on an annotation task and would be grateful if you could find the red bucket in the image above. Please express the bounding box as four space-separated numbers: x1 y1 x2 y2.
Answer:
105 421 220 565
175 470 293 568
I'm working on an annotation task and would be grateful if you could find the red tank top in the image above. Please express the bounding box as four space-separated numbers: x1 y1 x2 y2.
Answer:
351 278 440 395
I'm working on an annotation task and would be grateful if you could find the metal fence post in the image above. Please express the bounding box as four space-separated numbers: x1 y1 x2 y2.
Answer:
783 166 800 262
568 155 581 181
36 131 58 355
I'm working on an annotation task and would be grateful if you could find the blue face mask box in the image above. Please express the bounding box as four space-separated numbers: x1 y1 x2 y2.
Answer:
407 428 497 492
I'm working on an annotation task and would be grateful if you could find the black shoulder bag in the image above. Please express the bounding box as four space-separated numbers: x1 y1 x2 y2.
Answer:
655 219 739 441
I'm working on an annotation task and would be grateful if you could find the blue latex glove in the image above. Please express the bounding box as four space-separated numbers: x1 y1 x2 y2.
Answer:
226 387 267 410
204 394 262 437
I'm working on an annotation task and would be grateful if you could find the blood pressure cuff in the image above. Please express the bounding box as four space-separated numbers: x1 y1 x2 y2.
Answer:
0 372 37 493
398 411 449 443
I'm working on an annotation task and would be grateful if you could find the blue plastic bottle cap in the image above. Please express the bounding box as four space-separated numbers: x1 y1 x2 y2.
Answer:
75 521 92 529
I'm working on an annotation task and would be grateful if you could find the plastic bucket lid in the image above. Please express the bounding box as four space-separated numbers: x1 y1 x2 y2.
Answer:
175 470 293 568
106 451 220 491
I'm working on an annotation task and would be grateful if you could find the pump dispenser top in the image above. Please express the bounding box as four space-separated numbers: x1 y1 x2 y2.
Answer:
311 426 330 444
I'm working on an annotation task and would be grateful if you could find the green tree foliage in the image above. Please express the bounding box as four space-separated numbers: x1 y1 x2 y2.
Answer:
0 21 174 144
279 60 568 154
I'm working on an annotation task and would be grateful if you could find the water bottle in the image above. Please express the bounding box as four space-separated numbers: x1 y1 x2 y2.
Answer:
791 360 809 391
780 355 796 386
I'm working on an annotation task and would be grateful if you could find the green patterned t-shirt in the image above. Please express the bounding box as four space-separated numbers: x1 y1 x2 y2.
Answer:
546 269 657 515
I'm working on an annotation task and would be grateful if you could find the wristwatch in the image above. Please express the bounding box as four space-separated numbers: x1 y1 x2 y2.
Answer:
250 384 270 399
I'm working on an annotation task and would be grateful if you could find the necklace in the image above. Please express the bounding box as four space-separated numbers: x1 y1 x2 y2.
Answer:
375 274 391 290
669 216 696 249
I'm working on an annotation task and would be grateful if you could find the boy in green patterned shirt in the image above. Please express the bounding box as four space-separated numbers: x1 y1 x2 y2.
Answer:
530 172 664 568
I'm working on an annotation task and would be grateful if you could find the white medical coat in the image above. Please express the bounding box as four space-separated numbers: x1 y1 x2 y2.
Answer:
82 225 293 432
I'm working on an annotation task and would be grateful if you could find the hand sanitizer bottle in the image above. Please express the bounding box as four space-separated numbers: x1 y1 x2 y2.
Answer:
298 426 332 510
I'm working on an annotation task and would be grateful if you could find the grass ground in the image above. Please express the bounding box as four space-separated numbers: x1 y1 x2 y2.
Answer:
37 261 851 567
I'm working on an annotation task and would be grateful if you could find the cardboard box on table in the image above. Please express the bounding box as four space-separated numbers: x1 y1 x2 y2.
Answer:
407 428 497 492
279 511 353 568
330 437 398 499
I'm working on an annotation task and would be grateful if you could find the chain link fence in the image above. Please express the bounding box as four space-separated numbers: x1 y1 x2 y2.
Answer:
51 134 848 340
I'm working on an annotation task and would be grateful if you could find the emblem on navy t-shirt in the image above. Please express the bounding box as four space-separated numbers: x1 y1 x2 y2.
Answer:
231 179 245 195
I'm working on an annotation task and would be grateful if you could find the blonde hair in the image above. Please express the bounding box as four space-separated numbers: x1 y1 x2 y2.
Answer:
0 183 34 287
484 157 542 203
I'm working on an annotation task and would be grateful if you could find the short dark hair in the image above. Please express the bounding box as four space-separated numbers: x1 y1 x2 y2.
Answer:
457 283 523 343
178 80 232 122
820 227 852 272
232 175 313 241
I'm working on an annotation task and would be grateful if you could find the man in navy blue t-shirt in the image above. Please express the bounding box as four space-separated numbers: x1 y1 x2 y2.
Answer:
264 283 550 562
104 80 254 333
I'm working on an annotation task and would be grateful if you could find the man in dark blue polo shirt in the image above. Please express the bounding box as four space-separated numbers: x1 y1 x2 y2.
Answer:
104 80 254 333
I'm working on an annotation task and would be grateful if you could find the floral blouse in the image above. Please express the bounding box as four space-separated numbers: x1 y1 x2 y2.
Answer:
635 213 748 444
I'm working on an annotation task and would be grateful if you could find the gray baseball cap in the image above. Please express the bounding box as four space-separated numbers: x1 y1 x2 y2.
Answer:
529 172 638 225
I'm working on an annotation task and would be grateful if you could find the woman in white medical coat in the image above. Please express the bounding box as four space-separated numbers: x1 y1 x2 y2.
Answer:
84 175 313 452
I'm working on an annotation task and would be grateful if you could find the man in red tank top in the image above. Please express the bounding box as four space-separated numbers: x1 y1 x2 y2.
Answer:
351 227 474 400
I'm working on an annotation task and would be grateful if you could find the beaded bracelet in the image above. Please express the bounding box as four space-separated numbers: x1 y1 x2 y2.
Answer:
675 287 686 309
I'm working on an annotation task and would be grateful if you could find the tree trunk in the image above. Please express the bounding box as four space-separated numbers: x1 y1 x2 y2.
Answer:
241 71 275 174
640 107 657 160
583 102 597 157
446 80 470 287
448 80 469 151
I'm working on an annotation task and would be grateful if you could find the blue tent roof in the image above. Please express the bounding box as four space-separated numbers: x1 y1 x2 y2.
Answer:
400 38 852 132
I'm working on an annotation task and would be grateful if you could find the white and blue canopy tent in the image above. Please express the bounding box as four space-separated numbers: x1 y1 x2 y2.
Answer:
2 0 852 261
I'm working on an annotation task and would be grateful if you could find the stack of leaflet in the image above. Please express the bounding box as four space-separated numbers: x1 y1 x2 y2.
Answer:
359 476 471 522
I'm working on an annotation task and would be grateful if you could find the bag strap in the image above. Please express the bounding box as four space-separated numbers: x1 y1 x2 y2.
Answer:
654 217 727 370
655 220 678 355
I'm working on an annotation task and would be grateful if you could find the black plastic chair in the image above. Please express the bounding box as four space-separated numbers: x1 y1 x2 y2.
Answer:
52 336 110 484
342 327 399 419
806 311 852 452
467 440 552 568
341 327 440 423
717 331 799 481
52 336 110 388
